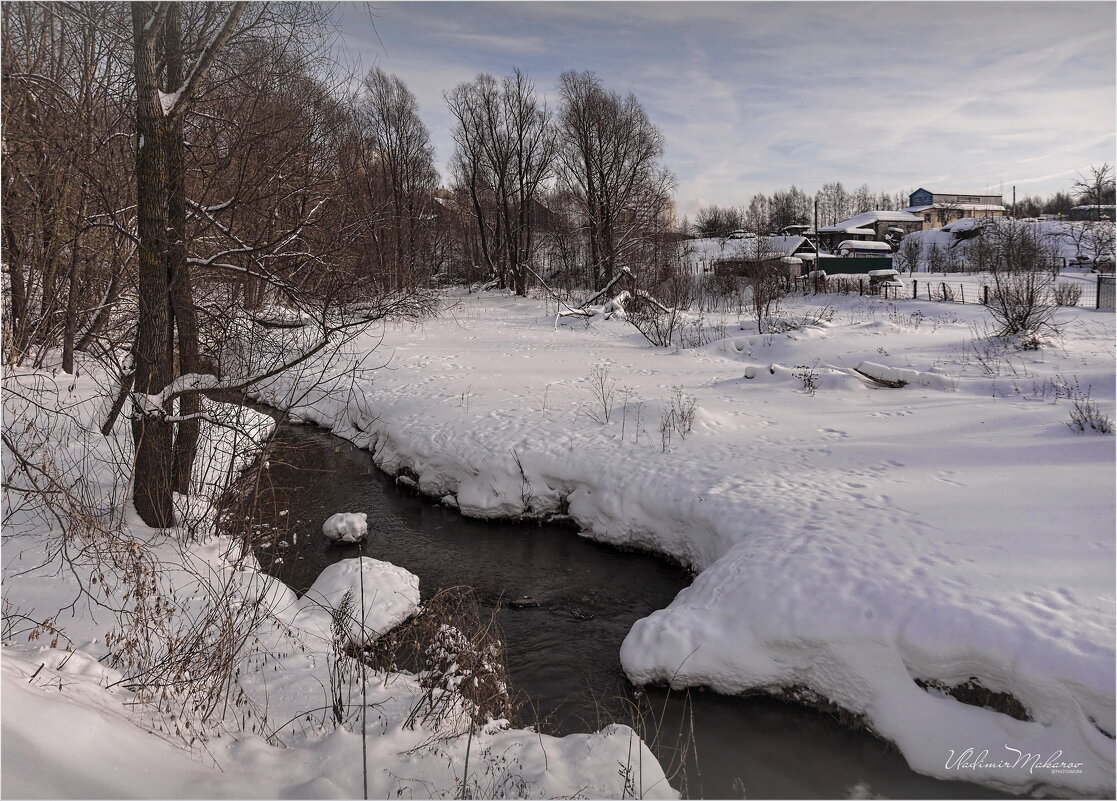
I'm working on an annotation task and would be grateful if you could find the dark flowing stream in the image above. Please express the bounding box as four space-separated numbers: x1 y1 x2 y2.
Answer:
227 420 1012 800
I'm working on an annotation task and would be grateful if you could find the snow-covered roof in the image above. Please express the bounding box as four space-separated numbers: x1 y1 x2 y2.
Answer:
912 188 1003 199
903 203 1006 214
818 210 922 233
819 225 877 236
939 217 988 233
1071 205 1117 211
764 235 816 256
837 240 892 252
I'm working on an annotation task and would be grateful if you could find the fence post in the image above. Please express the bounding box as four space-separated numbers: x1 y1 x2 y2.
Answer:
983 284 989 305
912 279 917 299
859 279 864 296
960 284 965 304
1098 274 1103 310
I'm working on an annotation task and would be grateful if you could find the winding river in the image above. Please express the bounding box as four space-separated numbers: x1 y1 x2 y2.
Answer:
227 419 1011 799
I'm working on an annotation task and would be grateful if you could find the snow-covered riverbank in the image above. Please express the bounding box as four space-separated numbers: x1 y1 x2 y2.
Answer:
1 365 674 799
250 287 1115 797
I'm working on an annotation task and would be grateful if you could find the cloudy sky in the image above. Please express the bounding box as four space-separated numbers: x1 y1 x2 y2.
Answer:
335 1 1115 216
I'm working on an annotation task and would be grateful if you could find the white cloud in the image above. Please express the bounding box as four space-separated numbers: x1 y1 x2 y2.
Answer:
342 2 1116 208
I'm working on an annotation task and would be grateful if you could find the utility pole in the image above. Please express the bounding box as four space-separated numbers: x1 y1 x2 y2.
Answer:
1012 185 1016 218
814 197 820 255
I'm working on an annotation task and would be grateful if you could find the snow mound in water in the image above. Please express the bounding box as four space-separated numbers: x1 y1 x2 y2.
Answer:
322 511 368 543
296 557 419 647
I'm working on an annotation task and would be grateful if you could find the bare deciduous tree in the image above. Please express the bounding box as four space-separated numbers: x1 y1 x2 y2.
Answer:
694 205 743 238
2 3 135 370
1073 163 1116 209
121 3 437 526
985 221 1059 338
556 70 674 290
446 70 555 296
349 67 440 291
893 235 923 274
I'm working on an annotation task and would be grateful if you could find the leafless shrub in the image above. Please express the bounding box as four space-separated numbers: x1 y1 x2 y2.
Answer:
934 282 956 302
962 321 1025 377
926 242 947 273
1066 386 1113 434
627 290 682 348
801 305 835 326
677 315 730 349
823 276 861 295
795 364 819 395
365 586 516 736
585 364 617 424
659 387 698 452
743 260 785 334
696 271 745 314
893 236 923 274
1053 282 1084 307
941 246 965 273
985 221 1059 337
580 684 701 799
885 307 933 332
2 371 294 745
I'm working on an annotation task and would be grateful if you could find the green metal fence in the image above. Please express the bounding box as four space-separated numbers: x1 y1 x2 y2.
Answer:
817 256 894 274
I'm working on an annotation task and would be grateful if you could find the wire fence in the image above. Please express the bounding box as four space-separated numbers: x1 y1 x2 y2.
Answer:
792 272 1116 310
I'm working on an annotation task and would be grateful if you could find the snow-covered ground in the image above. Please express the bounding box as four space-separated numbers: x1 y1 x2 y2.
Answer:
246 286 1116 797
2 366 674 799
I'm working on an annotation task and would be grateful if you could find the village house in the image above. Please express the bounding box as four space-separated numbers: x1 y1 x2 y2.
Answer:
714 234 817 279
903 188 1006 229
816 210 924 251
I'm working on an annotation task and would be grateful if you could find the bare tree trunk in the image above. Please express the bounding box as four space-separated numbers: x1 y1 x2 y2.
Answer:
60 205 85 374
130 1 175 527
164 4 200 496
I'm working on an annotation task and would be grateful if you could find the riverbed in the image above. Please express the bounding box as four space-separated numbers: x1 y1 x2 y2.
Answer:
226 420 1011 800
